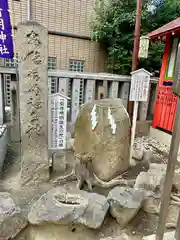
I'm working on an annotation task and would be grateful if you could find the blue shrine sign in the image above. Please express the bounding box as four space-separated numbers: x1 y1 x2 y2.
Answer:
0 0 14 59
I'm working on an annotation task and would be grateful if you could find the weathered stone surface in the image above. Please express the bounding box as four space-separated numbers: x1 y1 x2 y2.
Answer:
52 152 67 173
28 186 109 229
0 192 28 240
134 163 167 194
74 99 131 181
100 233 130 240
107 187 144 228
142 195 161 214
132 147 144 161
17 21 49 185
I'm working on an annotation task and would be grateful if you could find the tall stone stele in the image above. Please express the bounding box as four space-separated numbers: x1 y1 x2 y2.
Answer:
74 99 131 181
16 21 49 185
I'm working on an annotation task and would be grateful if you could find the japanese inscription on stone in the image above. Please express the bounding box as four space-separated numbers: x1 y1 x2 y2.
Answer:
24 32 43 138
17 22 49 185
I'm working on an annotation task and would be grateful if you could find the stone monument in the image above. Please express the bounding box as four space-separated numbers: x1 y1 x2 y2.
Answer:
16 21 49 185
74 99 131 181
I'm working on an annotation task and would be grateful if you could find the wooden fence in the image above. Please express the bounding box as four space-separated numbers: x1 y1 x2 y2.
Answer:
0 67 158 127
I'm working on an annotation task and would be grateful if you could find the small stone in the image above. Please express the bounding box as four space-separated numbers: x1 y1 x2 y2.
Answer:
107 187 144 228
132 147 144 161
28 186 109 229
142 195 161 214
0 192 28 240
134 163 167 194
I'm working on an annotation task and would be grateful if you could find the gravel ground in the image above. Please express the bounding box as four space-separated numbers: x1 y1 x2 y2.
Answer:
1 136 180 240
134 136 180 164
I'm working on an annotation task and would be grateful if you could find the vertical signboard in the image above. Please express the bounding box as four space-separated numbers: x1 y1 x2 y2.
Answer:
129 69 151 165
49 93 68 150
129 70 150 102
0 0 14 59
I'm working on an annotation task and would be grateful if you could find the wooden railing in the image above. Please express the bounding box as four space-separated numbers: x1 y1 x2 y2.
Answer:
0 67 158 125
48 70 158 123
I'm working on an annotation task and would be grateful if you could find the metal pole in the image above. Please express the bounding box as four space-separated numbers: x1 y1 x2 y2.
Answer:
156 98 180 240
129 0 143 118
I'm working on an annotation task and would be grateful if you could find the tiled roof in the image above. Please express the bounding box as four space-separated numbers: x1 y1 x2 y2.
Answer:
148 18 180 39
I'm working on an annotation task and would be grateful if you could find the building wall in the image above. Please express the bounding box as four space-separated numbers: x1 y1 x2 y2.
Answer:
7 0 107 72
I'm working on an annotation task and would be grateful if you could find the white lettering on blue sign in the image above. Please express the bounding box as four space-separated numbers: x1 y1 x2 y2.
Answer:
0 1 14 59
0 44 9 55
0 31 6 43
0 19 4 30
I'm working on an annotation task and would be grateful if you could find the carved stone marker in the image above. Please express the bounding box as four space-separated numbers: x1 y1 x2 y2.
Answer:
74 99 131 181
16 21 49 185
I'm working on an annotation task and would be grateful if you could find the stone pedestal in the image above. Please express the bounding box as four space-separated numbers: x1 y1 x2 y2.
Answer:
16 21 49 186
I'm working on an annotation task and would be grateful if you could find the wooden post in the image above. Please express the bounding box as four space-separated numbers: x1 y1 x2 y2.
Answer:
156 99 180 240
129 0 143 118
156 42 180 240
129 101 139 164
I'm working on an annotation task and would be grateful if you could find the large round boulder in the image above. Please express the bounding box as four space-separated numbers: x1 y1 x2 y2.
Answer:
74 99 131 181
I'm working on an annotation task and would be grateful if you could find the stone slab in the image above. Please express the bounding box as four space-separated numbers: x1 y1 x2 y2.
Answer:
28 186 109 229
16 21 49 186
0 192 28 240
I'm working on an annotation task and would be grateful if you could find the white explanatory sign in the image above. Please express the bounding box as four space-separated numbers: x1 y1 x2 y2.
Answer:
48 93 69 150
129 69 151 166
130 69 151 102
